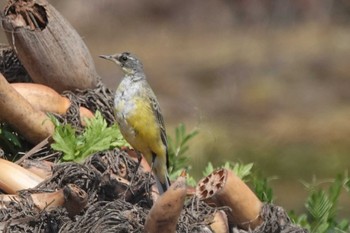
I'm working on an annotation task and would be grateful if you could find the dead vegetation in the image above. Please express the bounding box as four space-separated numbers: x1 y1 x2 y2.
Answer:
0 0 308 232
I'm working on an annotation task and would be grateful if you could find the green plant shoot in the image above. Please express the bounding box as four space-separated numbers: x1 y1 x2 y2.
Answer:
167 123 198 183
51 111 129 163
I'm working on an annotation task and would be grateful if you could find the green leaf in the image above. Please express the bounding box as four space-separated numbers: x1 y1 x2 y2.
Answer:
306 190 332 222
167 123 198 176
1 129 21 147
230 162 254 181
50 111 129 163
313 222 329 233
336 219 350 231
169 169 196 187
187 175 197 187
327 174 343 219
51 123 77 161
0 123 24 158
203 162 215 176
300 173 349 233
251 174 274 203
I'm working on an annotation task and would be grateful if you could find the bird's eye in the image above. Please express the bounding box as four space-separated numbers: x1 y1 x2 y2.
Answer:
120 55 128 61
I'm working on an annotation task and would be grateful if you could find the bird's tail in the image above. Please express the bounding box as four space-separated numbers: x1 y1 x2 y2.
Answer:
150 150 171 194
155 170 170 194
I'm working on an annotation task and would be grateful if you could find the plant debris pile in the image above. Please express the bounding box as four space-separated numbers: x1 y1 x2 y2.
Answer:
62 82 116 127
0 150 216 232
0 44 31 83
0 41 308 233
234 204 308 233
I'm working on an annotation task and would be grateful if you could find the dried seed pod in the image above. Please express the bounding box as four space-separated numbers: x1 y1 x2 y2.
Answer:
0 73 54 144
144 171 187 233
196 168 263 230
0 184 88 217
11 83 94 123
2 0 99 93
0 158 44 194
210 210 229 233
62 183 89 217
20 159 53 179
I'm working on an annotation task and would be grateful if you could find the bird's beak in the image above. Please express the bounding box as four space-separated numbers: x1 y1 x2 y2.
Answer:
99 54 121 65
99 54 112 60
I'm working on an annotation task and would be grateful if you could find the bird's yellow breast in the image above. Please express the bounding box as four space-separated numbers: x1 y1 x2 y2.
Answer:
116 96 165 163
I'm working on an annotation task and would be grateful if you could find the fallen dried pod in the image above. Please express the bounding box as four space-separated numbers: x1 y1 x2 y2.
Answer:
11 83 94 123
0 73 54 144
0 184 88 217
144 171 187 233
20 159 53 179
61 183 89 217
2 0 99 93
210 210 229 233
0 158 44 194
196 168 263 230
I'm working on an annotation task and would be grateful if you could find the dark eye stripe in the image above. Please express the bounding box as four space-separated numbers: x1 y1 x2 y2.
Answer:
120 54 128 61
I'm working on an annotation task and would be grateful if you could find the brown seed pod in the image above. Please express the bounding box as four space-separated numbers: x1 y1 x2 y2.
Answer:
11 83 94 124
20 159 53 179
0 73 54 144
0 158 44 194
62 183 89 217
210 210 229 233
2 0 99 93
0 184 88 217
196 168 263 230
144 171 187 233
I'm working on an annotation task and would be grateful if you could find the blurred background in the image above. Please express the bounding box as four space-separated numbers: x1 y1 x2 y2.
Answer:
1 0 350 217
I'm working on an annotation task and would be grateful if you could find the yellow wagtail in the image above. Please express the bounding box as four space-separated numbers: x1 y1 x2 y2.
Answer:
99 52 170 194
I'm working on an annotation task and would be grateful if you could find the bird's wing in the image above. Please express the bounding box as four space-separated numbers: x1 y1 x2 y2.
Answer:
149 96 169 169
149 96 168 149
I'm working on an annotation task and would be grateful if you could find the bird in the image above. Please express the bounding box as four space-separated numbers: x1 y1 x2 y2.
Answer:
99 52 170 194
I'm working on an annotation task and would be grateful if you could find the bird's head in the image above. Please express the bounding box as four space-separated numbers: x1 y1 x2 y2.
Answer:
99 52 143 75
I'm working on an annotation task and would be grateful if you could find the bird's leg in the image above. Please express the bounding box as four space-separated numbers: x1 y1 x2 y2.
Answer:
144 154 156 190
149 154 156 177
150 154 156 170
148 154 157 188
134 150 143 174
127 150 142 195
